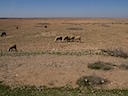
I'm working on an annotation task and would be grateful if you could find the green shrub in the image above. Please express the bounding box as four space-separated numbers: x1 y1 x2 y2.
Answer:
101 49 128 58
67 28 83 30
76 75 109 87
88 61 116 71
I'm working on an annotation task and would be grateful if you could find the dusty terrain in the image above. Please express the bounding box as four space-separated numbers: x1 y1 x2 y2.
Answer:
0 18 128 89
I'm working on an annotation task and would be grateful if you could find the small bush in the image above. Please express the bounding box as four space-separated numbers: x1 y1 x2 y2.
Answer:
76 75 109 87
88 61 116 71
67 28 83 30
101 49 128 59
119 64 128 70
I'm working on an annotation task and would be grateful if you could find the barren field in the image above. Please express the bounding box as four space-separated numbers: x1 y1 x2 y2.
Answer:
0 18 128 89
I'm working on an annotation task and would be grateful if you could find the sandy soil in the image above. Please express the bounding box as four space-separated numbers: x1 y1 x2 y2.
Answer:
0 18 128 89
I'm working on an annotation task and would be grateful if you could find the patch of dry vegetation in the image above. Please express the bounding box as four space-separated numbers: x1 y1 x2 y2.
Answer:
101 49 128 59
67 28 83 30
76 75 109 87
88 61 116 71
119 63 128 70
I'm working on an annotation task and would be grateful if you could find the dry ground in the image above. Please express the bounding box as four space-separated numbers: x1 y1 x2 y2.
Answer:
0 18 128 89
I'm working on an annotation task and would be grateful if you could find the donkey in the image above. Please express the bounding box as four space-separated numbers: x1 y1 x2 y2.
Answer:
69 35 75 42
9 45 18 52
54 36 63 42
1 32 7 37
63 36 70 42
74 36 81 42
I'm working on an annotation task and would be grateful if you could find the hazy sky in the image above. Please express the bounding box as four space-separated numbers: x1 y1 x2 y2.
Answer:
0 0 128 18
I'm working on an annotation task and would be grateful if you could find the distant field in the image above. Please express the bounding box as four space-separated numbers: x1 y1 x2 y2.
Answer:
0 18 128 91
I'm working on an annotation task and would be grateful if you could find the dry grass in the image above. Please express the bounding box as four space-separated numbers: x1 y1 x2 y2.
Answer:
88 61 116 71
119 63 128 70
67 28 83 30
101 49 128 59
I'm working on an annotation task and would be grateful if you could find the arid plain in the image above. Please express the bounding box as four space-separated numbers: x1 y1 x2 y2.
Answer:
0 18 128 89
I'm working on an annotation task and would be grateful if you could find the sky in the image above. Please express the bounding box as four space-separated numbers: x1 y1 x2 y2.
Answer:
0 0 128 18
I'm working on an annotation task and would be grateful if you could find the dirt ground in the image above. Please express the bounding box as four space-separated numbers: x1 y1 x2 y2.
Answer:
0 18 128 89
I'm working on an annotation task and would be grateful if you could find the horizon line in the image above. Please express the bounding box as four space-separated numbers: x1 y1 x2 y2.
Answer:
0 17 128 19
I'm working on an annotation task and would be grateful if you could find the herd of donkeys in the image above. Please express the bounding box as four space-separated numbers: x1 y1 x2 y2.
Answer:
1 25 81 52
54 35 81 42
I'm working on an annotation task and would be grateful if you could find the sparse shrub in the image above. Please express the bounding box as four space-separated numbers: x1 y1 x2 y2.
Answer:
76 75 109 87
67 28 83 30
88 61 116 71
101 49 128 58
119 63 128 70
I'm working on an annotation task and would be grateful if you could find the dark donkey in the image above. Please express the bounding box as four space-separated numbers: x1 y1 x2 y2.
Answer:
54 36 63 42
9 45 18 52
63 36 70 42
1 32 7 37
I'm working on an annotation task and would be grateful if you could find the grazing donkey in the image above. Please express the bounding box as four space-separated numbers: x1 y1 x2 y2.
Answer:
74 36 81 42
69 35 75 42
9 45 18 52
1 32 7 37
63 36 70 42
54 36 63 42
